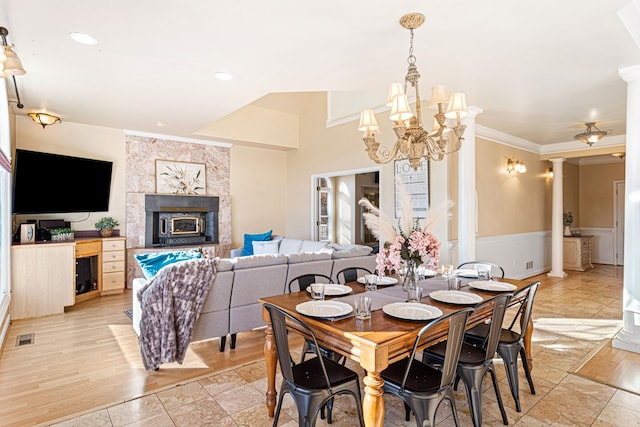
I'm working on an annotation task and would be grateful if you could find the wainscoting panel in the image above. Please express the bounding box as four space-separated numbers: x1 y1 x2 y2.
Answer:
447 231 551 280
579 228 615 265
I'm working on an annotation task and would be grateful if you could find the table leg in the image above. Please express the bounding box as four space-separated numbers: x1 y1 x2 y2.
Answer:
264 324 277 417
523 315 534 370
362 371 384 427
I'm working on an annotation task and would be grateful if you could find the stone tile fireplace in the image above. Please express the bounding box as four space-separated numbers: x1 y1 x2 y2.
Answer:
124 133 232 286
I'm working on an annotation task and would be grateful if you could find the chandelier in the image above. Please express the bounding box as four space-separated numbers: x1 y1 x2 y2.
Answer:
573 122 612 146
358 13 468 170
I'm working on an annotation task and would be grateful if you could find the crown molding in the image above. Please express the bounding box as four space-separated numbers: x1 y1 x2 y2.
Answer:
475 125 541 153
123 129 233 148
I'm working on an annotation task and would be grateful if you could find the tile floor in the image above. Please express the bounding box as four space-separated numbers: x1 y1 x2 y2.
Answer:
51 265 640 426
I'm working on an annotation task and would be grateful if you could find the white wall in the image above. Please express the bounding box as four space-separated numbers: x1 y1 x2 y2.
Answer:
14 116 126 232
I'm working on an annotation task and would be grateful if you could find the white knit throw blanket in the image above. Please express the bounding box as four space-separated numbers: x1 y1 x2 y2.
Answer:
137 257 217 370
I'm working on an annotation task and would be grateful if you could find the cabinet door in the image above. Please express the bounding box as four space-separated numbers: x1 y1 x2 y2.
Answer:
11 243 75 319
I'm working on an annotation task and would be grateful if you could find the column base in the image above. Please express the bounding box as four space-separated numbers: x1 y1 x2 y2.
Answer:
547 270 567 278
612 330 640 354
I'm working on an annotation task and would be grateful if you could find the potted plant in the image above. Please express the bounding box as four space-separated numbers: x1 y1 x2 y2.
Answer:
50 227 75 241
563 211 574 236
95 217 119 237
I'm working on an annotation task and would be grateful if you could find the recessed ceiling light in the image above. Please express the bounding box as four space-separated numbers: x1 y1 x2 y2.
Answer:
156 121 167 127
68 32 98 45
214 72 234 81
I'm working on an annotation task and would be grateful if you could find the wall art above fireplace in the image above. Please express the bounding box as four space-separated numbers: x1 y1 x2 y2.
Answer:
155 160 206 195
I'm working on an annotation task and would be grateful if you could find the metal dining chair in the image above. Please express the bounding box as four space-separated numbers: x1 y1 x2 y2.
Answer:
457 261 505 279
288 273 346 386
381 308 474 427
423 293 512 427
464 281 540 412
264 303 365 427
288 273 333 293
335 267 372 284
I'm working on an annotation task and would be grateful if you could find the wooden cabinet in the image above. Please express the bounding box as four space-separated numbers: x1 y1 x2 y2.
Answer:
11 237 126 320
101 237 126 295
74 239 102 304
11 243 76 319
563 236 594 271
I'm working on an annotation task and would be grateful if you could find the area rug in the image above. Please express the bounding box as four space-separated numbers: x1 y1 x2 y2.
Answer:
571 337 640 396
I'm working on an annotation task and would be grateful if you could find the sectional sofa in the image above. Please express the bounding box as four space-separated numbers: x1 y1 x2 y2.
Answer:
132 238 376 352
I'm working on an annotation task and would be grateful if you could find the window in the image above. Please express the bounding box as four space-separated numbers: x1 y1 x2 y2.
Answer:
0 78 12 327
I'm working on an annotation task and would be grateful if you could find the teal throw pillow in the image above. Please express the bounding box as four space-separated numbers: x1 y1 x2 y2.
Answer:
241 230 273 256
135 250 202 279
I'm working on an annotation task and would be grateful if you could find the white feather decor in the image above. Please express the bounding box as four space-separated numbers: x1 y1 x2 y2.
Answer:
358 179 453 275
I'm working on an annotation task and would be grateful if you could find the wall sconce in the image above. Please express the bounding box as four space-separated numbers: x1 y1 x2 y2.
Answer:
28 112 62 128
507 158 526 174
547 168 554 179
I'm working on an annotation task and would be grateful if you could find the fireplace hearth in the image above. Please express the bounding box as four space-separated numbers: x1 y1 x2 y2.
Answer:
145 194 219 247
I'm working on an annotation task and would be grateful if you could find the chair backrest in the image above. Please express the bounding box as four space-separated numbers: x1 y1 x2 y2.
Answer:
287 273 333 293
505 281 540 338
401 308 473 391
475 293 512 359
336 267 372 284
264 303 332 388
457 261 505 279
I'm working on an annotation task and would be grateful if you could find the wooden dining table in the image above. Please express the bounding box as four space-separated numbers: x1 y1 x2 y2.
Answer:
259 275 534 427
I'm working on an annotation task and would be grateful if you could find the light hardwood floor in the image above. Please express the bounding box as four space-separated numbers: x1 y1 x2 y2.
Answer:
1 264 640 426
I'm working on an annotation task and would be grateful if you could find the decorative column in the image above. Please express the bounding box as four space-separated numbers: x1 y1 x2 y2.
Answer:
457 106 483 264
613 64 640 353
548 158 567 277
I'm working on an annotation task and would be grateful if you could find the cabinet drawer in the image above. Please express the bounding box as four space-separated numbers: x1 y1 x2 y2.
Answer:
102 239 125 251
102 272 125 292
102 250 125 263
75 241 101 257
103 260 125 272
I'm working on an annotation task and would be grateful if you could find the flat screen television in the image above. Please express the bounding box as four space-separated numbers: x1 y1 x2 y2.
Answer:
12 149 113 214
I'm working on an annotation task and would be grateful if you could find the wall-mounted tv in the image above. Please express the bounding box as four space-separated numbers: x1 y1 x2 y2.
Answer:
12 149 113 214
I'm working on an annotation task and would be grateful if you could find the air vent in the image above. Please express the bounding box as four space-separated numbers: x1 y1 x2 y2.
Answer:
15 333 34 347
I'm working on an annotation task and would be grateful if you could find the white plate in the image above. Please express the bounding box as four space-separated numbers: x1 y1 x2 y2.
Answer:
382 302 443 321
295 301 353 318
467 280 517 292
454 269 478 278
305 284 352 296
429 290 483 305
357 275 398 286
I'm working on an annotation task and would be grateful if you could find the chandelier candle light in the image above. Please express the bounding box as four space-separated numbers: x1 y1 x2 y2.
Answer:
358 13 468 170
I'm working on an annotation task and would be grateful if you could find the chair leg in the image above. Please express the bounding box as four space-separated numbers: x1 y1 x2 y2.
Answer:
498 343 522 412
456 366 485 427
488 365 509 425
218 335 226 352
520 346 536 395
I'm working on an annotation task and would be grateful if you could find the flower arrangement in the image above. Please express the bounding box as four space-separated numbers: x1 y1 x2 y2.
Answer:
563 211 574 227
359 179 448 277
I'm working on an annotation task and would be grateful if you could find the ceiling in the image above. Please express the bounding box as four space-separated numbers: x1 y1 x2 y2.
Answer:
2 1 640 151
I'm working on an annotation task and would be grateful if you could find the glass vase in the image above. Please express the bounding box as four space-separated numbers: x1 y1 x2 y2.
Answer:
402 259 418 291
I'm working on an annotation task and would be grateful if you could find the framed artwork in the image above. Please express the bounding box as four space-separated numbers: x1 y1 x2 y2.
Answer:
20 223 36 244
394 158 429 218
155 160 206 195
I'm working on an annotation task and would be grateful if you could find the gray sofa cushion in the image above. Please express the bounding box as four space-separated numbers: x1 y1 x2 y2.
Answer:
287 251 332 264
330 244 374 259
278 238 303 254
252 240 280 255
232 253 288 270
299 240 329 252
216 258 234 272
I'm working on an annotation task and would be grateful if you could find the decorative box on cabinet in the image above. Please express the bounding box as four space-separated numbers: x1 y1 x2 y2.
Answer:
563 236 593 271
101 237 126 295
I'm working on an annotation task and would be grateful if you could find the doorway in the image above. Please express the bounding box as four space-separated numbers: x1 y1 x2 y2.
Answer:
312 168 380 246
